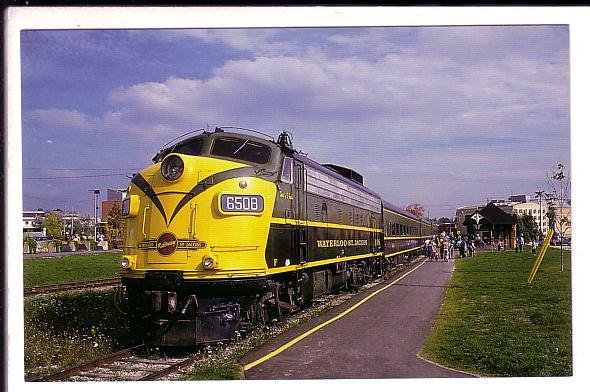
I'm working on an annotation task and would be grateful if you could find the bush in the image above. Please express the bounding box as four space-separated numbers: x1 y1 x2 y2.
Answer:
24 290 137 379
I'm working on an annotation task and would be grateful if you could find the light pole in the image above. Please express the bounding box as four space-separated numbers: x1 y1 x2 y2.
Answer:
88 189 100 241
535 190 544 239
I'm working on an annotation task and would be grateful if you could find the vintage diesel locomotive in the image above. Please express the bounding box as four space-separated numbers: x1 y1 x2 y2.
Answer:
117 127 435 346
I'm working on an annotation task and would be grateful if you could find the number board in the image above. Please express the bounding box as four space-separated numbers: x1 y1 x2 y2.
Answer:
220 194 264 213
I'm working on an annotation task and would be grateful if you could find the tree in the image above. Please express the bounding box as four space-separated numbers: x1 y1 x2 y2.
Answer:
72 219 84 236
516 213 539 242
405 203 425 218
44 212 62 238
546 162 571 272
106 203 123 240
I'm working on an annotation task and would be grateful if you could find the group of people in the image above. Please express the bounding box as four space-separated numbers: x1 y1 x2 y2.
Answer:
425 234 476 262
515 235 539 255
492 236 541 255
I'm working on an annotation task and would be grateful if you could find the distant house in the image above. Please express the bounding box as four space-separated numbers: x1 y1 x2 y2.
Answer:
22 210 46 238
462 202 517 248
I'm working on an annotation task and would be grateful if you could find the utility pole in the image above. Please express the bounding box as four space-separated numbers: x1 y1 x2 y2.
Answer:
88 189 100 242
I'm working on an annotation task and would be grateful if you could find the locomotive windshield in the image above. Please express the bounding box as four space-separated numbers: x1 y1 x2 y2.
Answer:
152 136 205 163
174 137 205 156
211 137 272 164
152 132 275 166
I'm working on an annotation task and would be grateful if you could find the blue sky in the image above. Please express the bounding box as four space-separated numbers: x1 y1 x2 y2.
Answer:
19 24 571 218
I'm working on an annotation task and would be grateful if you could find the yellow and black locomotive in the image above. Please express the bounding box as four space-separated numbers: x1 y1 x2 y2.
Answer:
118 127 435 345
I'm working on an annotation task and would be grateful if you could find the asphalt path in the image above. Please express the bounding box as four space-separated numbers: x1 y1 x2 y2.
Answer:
241 258 474 379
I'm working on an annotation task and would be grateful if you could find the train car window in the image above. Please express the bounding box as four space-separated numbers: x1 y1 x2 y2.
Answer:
281 157 293 183
321 202 328 222
211 137 272 164
174 138 205 156
314 203 321 221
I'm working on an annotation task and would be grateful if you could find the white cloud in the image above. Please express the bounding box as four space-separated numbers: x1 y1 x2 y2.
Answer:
27 108 98 131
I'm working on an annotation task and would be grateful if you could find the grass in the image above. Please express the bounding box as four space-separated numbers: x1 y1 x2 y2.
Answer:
24 252 121 287
183 363 244 380
421 246 572 377
24 289 135 379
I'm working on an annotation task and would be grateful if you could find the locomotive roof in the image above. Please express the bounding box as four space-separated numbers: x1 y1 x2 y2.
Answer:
292 152 381 198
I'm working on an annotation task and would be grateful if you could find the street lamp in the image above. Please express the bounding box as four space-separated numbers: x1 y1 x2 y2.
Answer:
535 190 544 239
88 189 100 241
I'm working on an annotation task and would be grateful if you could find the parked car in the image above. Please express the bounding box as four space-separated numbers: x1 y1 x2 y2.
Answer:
551 236 571 246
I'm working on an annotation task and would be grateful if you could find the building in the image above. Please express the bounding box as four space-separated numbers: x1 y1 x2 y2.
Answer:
552 203 572 240
455 206 479 236
456 193 572 242
513 201 550 236
101 188 126 222
22 210 47 238
462 203 517 247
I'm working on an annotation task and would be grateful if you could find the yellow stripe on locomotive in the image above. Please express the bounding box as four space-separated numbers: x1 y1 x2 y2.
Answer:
121 154 277 280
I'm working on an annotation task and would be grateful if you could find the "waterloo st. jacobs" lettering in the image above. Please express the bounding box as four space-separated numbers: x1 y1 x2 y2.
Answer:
316 239 368 248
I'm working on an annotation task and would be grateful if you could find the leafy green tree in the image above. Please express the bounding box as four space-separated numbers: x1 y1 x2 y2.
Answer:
106 203 123 240
72 219 84 236
44 212 62 238
517 213 540 242
23 236 38 254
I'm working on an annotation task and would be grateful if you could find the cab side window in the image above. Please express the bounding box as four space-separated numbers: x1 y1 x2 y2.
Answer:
281 157 293 183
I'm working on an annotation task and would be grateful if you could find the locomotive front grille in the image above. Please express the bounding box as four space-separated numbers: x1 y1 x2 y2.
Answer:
145 270 183 288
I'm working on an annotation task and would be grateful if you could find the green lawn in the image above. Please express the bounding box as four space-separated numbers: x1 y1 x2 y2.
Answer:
23 252 122 287
421 246 572 377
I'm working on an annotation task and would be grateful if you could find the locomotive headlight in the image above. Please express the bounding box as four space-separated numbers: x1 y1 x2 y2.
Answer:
161 155 184 181
121 256 136 269
202 255 219 269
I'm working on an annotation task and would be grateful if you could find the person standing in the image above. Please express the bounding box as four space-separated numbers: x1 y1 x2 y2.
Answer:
426 238 433 260
442 238 450 262
468 239 475 257
532 238 538 255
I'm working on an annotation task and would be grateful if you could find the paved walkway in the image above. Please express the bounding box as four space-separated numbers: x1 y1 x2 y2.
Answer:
241 259 473 379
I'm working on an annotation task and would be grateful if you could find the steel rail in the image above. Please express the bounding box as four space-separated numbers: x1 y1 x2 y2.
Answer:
24 278 121 297
30 344 145 382
136 355 203 381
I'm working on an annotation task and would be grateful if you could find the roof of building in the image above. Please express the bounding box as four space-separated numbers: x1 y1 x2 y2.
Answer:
463 202 517 226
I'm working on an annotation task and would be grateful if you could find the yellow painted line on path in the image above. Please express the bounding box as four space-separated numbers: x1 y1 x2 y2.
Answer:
242 260 427 371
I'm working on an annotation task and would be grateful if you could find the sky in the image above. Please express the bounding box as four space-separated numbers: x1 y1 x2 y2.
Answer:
18 20 571 219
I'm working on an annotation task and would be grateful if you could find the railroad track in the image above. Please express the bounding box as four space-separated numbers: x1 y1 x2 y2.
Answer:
24 277 122 297
30 344 204 381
